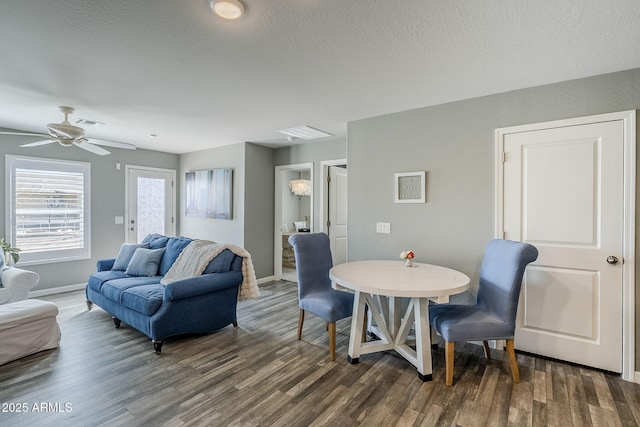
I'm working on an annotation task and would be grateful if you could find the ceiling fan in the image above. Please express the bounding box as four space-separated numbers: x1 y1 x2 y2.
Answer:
0 106 136 156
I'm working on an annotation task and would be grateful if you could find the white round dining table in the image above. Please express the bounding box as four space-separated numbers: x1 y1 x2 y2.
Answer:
330 260 470 381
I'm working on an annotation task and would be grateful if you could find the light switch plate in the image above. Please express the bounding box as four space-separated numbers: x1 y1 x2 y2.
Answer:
376 222 391 234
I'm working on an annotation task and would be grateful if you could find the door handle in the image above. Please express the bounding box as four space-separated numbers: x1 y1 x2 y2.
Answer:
130 227 136 231
606 256 619 265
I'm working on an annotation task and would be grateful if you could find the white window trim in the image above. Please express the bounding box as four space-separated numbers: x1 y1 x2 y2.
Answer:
5 155 91 265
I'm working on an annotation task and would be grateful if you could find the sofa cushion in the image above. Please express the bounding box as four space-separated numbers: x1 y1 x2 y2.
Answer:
112 243 150 271
159 237 193 276
142 233 170 249
87 270 129 292
126 248 165 277
101 276 163 303
203 249 235 274
121 285 164 316
149 237 170 249
231 255 243 272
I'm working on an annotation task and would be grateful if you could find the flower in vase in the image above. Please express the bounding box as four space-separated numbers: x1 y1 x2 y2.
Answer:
400 251 415 260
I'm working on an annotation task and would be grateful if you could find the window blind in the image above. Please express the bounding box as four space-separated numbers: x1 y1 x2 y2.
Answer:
14 168 85 253
6 155 91 264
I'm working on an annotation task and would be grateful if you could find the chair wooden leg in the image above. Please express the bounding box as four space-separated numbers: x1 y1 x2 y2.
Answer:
483 340 492 359
445 341 455 386
506 339 520 383
328 322 337 361
362 310 368 343
297 309 305 340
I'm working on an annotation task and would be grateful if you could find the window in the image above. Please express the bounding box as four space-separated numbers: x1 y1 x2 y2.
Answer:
6 155 91 264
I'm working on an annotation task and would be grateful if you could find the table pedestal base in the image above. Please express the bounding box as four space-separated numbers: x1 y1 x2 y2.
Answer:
347 291 434 381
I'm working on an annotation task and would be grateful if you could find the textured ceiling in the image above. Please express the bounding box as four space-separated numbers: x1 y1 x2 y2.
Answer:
0 0 639 154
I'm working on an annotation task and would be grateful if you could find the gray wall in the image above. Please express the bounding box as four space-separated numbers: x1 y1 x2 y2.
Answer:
0 131 179 291
179 142 246 246
347 67 640 362
179 142 275 279
275 138 346 231
244 143 275 278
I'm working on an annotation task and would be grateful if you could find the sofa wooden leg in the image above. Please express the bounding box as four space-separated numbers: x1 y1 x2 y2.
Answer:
297 309 305 340
112 317 121 329
153 340 163 354
233 321 238 327
86 301 93 310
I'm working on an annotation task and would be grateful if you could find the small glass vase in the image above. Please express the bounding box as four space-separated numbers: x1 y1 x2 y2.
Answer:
404 258 413 267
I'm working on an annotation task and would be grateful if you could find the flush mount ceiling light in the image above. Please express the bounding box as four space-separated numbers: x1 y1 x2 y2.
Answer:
210 0 245 20
278 125 334 141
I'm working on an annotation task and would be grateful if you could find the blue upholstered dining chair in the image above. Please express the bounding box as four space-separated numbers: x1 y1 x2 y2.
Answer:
288 232 354 361
429 239 538 386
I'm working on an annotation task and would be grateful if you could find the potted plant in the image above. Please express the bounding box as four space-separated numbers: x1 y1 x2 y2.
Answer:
1 238 20 265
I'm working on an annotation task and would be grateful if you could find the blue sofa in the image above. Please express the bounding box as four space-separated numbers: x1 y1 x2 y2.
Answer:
85 234 243 353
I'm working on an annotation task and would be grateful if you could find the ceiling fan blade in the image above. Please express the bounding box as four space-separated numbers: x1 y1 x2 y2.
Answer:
88 138 136 150
0 131 50 138
20 139 55 147
75 140 111 156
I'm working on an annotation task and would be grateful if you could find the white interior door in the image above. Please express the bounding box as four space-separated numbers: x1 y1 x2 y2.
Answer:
500 117 627 373
328 165 347 265
126 166 176 243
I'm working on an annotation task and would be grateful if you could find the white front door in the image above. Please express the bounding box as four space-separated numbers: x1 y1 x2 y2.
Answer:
328 165 347 265
499 113 634 373
126 166 176 243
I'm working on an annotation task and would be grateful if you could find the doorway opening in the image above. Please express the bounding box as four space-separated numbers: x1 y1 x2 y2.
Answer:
274 163 313 282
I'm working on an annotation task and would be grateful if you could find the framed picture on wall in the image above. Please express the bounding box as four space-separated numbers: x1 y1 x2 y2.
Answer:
185 168 233 219
394 171 425 203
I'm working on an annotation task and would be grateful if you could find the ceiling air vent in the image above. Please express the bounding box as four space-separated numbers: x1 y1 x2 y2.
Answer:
75 118 105 127
277 125 333 141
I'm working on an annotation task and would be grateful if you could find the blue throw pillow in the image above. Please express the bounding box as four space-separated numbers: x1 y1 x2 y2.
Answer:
159 237 193 276
126 248 165 277
141 233 165 244
112 243 150 271
203 249 235 274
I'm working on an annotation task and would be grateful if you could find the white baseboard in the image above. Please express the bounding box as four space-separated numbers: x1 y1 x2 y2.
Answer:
30 283 87 298
28 275 279 298
257 275 276 285
634 371 640 384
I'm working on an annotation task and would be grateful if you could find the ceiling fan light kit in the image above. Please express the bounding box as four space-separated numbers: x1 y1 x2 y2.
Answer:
210 0 245 20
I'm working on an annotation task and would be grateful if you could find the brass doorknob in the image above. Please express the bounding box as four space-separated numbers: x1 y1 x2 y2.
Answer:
607 256 619 265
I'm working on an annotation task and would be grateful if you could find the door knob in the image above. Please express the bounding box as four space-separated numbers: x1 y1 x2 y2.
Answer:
606 256 619 265
130 227 136 231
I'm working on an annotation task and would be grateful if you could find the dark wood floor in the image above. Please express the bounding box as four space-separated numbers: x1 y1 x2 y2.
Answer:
1 280 639 426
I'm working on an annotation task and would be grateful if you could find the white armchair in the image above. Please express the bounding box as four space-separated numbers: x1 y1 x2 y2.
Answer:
0 267 39 305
